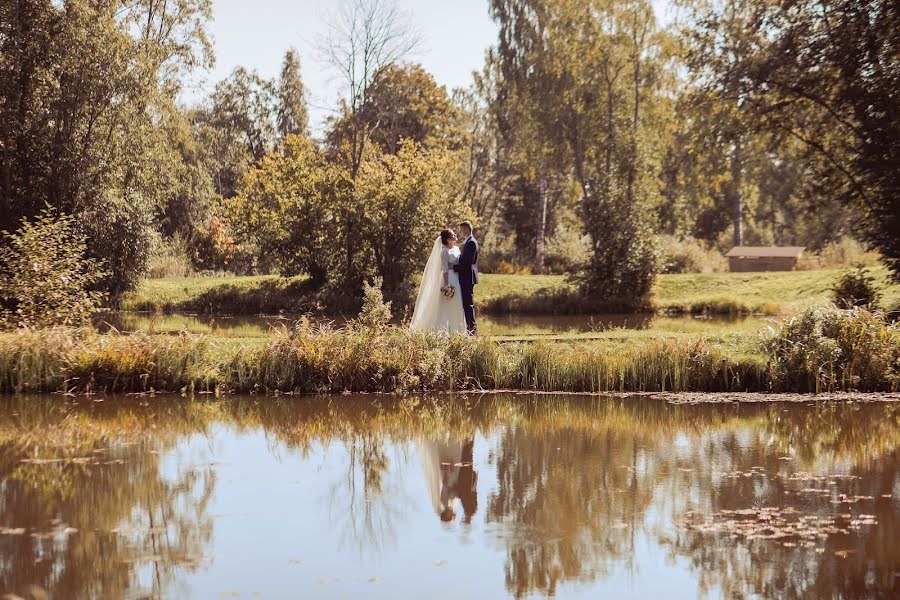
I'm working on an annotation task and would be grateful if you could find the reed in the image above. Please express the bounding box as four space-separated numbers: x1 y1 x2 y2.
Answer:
226 322 767 393
763 305 899 392
1 308 895 394
0 327 220 394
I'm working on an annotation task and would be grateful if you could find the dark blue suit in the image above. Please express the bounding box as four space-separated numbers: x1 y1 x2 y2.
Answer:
453 236 479 334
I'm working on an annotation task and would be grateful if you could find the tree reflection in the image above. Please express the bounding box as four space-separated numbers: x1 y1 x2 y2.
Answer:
0 398 216 599
0 395 897 599
486 402 668 597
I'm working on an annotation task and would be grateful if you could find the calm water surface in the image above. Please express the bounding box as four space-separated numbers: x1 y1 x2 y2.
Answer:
0 395 897 599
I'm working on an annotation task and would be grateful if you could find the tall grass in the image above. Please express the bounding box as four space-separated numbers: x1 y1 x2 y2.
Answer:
216 321 766 394
763 306 899 392
2 307 896 394
0 328 220 394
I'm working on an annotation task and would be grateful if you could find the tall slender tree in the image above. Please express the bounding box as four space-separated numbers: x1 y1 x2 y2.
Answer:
277 48 309 139
490 0 666 302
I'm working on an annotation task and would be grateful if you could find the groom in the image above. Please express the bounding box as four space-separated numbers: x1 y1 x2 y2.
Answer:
452 221 479 335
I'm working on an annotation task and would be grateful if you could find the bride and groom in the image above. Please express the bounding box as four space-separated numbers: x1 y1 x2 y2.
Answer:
409 221 479 335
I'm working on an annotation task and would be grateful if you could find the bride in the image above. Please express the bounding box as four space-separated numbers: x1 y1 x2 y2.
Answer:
409 229 467 333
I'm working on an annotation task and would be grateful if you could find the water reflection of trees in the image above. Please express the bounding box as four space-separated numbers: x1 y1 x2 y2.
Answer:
0 398 217 599
237 396 900 599
1 395 897 599
482 400 899 599
487 402 675 597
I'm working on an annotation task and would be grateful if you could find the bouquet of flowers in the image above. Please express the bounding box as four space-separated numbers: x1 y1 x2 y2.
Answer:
441 285 456 299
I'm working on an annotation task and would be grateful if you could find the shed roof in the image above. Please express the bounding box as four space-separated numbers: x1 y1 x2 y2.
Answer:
725 246 805 258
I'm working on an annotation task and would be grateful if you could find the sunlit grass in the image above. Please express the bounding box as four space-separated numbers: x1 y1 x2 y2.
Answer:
121 268 900 316
4 306 895 395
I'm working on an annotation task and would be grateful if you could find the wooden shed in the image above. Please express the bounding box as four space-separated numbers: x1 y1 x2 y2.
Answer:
726 246 805 272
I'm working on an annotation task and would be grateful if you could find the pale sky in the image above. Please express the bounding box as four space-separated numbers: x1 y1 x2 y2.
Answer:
187 0 676 134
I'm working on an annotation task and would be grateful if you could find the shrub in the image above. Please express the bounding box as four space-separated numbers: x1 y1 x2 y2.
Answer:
832 267 881 308
0 209 106 329
188 216 238 272
147 233 194 279
354 277 393 330
815 238 881 269
763 305 899 392
657 235 727 274
80 195 154 301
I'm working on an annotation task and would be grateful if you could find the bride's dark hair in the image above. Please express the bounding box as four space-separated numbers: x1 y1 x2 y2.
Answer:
440 229 456 246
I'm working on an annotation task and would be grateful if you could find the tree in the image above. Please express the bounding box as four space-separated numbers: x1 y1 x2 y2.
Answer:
277 48 309 139
228 136 469 309
329 63 462 155
0 0 212 296
227 136 336 284
0 209 106 328
319 0 421 177
490 0 667 302
452 80 503 244
684 0 900 277
480 47 570 274
358 140 472 306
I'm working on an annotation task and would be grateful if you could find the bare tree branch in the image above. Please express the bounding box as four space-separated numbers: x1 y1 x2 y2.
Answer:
318 0 422 114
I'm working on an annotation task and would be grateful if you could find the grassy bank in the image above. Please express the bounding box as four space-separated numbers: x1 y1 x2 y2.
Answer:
3 307 897 395
121 268 900 317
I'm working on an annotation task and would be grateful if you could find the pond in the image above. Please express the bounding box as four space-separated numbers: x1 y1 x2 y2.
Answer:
0 394 897 599
98 311 771 341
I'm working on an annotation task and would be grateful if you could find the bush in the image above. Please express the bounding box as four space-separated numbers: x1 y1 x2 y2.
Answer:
797 238 881 270
188 216 238 272
81 195 154 301
832 267 881 308
0 209 106 329
763 305 899 392
658 235 727 274
147 234 194 279
354 277 393 330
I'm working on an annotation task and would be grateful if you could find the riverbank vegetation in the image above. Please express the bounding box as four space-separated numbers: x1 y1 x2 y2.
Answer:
1 307 896 395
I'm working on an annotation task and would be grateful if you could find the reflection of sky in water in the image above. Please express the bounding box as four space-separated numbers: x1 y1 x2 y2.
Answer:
155 426 722 599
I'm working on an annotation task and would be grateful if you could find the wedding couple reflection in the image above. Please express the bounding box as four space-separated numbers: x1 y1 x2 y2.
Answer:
420 434 478 524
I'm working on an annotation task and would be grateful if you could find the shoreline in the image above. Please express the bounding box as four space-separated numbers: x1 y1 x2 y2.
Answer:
8 389 900 404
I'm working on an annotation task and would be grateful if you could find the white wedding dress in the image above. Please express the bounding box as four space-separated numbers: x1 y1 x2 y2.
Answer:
409 237 467 333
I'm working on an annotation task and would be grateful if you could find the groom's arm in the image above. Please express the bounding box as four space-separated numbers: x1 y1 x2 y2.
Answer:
454 240 476 272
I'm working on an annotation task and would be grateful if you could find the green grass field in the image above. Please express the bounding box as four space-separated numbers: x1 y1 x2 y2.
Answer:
121 267 900 317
